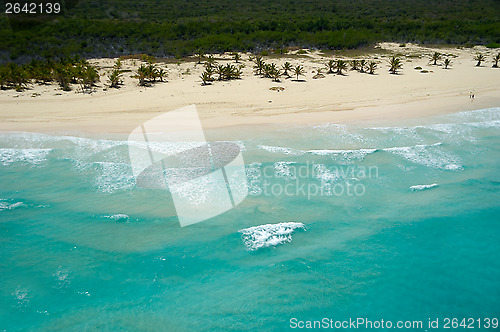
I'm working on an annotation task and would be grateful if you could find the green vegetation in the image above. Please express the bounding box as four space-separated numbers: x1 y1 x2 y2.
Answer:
282 62 292 78
359 59 367 73
107 59 123 88
431 52 442 65
312 68 325 79
326 60 336 74
200 58 241 85
443 58 452 69
335 60 348 75
1 0 499 63
0 57 100 92
367 61 377 74
474 53 486 66
389 56 403 74
253 56 265 76
263 63 281 82
493 53 500 68
232 52 241 63
350 60 359 71
195 50 205 64
132 62 167 86
293 65 305 81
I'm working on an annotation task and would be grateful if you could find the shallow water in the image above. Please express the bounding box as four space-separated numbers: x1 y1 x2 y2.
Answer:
1 108 499 331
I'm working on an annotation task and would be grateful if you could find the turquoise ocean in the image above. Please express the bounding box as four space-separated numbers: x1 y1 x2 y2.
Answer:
1 108 499 331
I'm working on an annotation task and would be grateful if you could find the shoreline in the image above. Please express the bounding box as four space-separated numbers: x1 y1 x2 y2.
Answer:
1 43 499 137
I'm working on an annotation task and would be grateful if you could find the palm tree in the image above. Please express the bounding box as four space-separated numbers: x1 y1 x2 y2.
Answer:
216 65 225 81
263 63 279 80
200 72 212 85
359 59 367 73
350 60 359 71
206 54 216 66
431 52 442 65
335 60 348 75
388 56 403 74
157 68 167 82
114 59 122 70
71 62 84 85
0 66 8 89
53 63 71 91
282 62 292 77
367 61 377 74
313 68 325 79
232 52 241 63
232 66 243 79
443 58 452 69
27 59 52 84
135 64 149 86
82 65 99 92
7 63 29 91
253 56 265 76
325 60 335 74
474 53 486 67
204 64 215 79
37 63 53 84
223 64 233 80
195 49 205 64
293 65 305 81
493 53 500 68
107 68 122 88
270 67 281 82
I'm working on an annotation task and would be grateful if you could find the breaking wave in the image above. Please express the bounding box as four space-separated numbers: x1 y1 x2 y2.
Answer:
410 183 439 191
239 222 306 251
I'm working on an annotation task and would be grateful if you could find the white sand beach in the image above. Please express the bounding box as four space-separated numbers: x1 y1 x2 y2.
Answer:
1 43 499 134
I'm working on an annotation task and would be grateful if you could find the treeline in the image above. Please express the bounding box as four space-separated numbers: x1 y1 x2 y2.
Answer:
0 54 168 91
0 57 99 92
1 0 499 63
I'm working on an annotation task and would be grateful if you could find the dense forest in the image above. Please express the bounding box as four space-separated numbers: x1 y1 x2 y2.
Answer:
1 0 499 63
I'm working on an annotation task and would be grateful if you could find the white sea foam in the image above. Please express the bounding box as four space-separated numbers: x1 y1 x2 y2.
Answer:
0 200 24 211
273 161 297 180
168 171 228 206
246 163 263 195
313 123 368 144
467 120 500 128
12 287 30 307
308 148 377 163
102 214 130 221
0 148 51 166
92 162 135 193
313 164 341 182
239 222 306 251
384 143 462 170
54 267 71 288
410 183 439 191
449 107 500 123
223 140 246 152
257 145 305 156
